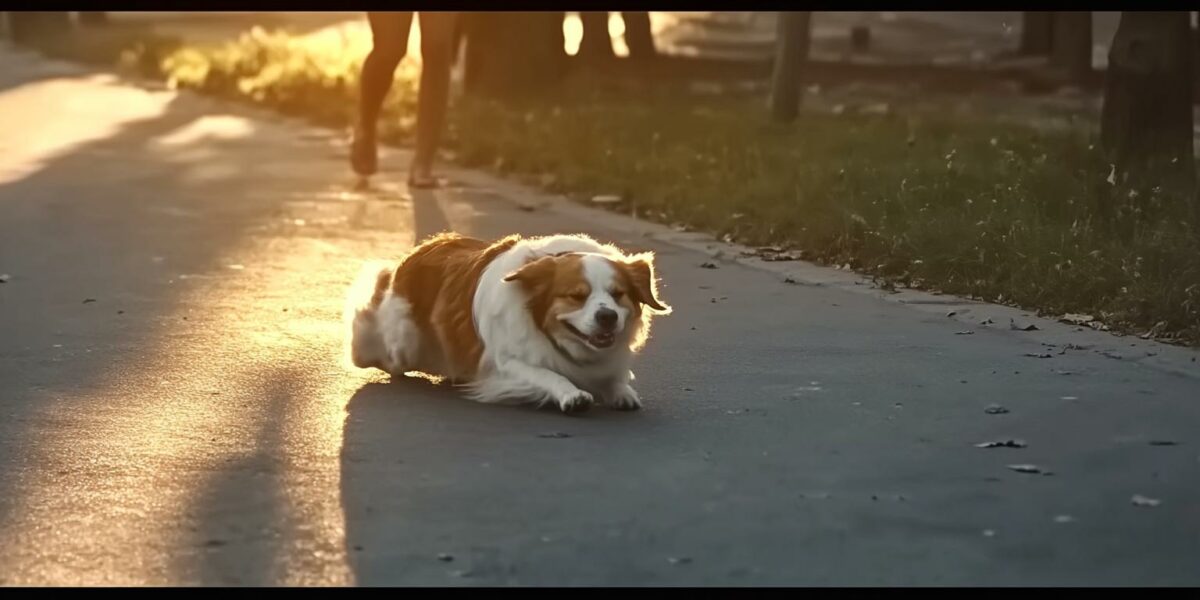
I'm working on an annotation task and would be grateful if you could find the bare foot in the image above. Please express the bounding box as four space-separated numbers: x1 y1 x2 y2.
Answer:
350 129 378 177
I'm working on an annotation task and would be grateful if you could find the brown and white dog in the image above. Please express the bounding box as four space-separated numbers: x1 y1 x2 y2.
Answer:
347 233 671 412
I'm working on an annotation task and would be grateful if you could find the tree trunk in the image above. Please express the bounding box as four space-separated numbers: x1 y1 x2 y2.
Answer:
463 12 567 99
1020 11 1053 56
1101 12 1194 197
769 11 811 123
7 12 71 46
577 11 613 62
622 11 657 60
78 12 108 27
1050 11 1092 82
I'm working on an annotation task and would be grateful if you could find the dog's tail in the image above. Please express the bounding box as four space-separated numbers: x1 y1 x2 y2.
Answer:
343 260 394 370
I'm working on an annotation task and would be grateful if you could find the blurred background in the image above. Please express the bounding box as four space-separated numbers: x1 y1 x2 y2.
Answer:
51 12 1123 66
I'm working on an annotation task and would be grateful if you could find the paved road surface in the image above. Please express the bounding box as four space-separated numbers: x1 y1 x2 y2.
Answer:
1 46 1199 586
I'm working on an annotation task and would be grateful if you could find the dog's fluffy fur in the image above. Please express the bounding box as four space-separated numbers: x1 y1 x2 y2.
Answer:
347 233 670 412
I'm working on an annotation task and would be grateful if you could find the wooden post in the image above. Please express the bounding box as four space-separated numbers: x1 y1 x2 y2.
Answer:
578 11 614 62
769 11 811 123
464 12 567 99
1101 12 1195 198
1020 11 1053 55
1050 11 1092 82
622 11 657 60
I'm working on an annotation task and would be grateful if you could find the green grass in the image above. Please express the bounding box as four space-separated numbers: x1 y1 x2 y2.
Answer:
452 90 1200 343
28 26 1200 345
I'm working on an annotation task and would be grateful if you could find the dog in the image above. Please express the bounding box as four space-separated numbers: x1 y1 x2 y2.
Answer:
346 233 671 412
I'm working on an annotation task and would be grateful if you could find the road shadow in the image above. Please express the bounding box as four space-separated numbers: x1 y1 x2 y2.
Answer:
0 54 380 583
338 373 650 586
182 369 299 586
410 188 452 241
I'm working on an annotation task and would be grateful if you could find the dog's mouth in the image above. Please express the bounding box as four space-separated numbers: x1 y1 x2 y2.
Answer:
562 321 616 349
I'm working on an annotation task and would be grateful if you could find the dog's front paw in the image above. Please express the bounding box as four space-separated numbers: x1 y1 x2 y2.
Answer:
607 384 642 411
556 389 594 413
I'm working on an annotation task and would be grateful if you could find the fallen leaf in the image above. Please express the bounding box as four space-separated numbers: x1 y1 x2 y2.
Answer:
946 310 958 318
1131 494 1160 507
975 439 1027 449
1023 352 1053 359
1007 464 1051 475
984 404 1010 415
537 432 572 439
437 553 454 562
955 330 975 335
860 102 890 115
699 262 718 269
591 194 621 204
0 274 9 283
761 251 803 262
1148 440 1179 446
82 298 97 304
1059 313 1095 325
1009 319 1039 331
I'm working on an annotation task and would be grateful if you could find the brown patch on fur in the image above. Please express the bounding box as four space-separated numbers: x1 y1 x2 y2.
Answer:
504 253 590 342
616 255 668 312
505 252 670 353
389 232 521 381
612 254 670 351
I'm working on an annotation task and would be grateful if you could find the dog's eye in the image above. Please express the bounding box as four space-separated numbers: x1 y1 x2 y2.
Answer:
569 292 588 302
611 290 625 301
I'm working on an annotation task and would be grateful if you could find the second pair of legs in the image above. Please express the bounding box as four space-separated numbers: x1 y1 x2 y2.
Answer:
351 11 457 188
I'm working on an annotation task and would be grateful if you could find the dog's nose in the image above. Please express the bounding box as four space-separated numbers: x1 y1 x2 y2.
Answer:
595 307 618 330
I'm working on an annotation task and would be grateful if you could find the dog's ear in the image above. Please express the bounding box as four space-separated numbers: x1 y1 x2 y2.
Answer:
503 255 558 292
621 253 671 313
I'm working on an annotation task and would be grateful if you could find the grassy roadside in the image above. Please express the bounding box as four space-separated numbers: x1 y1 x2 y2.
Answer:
22 25 1200 346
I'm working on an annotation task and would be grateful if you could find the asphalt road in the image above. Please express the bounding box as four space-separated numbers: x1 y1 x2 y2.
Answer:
1 46 1199 586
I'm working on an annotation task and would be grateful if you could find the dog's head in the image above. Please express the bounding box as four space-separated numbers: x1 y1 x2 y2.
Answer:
504 250 670 359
